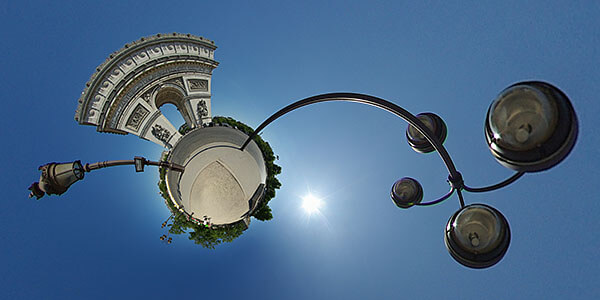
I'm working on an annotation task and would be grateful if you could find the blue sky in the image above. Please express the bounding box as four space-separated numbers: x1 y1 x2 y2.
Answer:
1 1 599 299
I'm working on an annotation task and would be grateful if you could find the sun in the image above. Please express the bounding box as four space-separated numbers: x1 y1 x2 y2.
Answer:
302 194 322 214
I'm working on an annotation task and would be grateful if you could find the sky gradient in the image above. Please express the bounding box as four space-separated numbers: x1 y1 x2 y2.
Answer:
1 1 599 299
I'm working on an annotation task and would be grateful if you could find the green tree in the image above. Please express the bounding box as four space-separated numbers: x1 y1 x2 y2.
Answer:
178 123 192 135
253 204 273 221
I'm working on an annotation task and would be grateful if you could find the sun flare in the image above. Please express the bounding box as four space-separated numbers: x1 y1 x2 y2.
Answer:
302 194 322 214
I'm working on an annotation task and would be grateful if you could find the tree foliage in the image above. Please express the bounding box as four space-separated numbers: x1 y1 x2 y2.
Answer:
252 203 273 221
178 123 191 135
160 184 246 249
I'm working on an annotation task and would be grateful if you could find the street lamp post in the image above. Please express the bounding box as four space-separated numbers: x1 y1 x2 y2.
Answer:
28 157 184 200
239 81 578 269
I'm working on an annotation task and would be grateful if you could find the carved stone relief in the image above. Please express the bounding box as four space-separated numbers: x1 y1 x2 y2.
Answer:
165 77 185 90
125 104 150 131
141 91 152 103
197 100 209 119
76 33 218 126
107 63 212 130
188 79 208 92
140 86 159 104
151 124 171 144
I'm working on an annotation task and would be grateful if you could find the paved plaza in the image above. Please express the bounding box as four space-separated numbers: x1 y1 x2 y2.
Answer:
165 126 267 225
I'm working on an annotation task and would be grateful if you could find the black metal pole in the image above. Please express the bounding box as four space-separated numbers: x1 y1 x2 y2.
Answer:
239 92 528 208
239 92 461 180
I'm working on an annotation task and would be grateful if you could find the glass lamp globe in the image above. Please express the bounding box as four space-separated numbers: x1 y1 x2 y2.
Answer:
485 81 578 172
391 177 423 208
444 204 510 269
406 113 447 153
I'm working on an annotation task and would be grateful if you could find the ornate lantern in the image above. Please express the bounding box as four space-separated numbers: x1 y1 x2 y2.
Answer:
444 204 510 268
391 177 423 208
28 161 85 199
406 112 447 153
485 81 578 172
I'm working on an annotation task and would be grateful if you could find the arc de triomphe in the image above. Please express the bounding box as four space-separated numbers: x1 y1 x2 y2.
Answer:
75 33 218 148
74 33 267 227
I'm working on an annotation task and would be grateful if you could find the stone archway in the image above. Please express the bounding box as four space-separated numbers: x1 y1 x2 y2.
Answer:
154 84 192 130
74 33 218 148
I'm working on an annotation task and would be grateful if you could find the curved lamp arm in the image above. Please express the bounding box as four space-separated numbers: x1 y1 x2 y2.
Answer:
416 188 455 206
463 172 525 193
239 92 461 181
